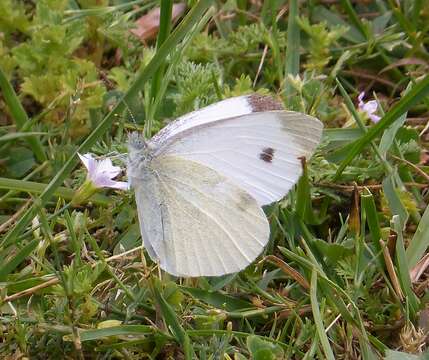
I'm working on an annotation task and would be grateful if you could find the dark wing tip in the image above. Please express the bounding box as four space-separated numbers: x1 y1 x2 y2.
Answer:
248 94 284 112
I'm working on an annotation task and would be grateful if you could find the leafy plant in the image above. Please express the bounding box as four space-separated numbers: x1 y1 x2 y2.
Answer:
1 0 429 358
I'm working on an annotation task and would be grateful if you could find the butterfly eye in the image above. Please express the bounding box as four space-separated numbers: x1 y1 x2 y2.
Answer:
129 133 146 150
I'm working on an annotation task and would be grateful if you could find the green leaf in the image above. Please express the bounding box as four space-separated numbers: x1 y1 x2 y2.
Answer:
384 350 424 360
0 240 38 280
5 147 35 178
149 0 173 117
312 6 365 43
113 223 140 254
406 204 429 268
361 191 383 263
382 174 408 230
246 335 284 360
313 239 354 264
295 159 317 224
323 128 366 143
76 325 153 342
339 0 368 38
181 286 252 312
153 282 194 359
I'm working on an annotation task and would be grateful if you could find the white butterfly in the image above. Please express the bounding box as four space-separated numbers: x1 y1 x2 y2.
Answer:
127 94 323 277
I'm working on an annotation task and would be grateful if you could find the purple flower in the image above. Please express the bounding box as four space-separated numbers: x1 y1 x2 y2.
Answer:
358 92 381 123
78 153 128 190
72 153 128 205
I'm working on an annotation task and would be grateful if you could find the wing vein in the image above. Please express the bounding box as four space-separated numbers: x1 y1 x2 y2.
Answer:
158 165 266 221
157 173 236 273
158 175 254 264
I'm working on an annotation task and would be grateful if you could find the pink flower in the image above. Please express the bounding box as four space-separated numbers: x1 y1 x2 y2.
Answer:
358 92 381 123
78 153 128 190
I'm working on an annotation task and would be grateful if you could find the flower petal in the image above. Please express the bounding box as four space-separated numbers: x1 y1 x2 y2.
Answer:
362 100 378 114
98 178 129 190
98 158 122 176
78 153 127 190
358 91 365 103
78 153 97 174
369 114 381 123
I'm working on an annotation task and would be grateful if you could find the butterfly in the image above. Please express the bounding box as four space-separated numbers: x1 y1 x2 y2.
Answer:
127 94 323 277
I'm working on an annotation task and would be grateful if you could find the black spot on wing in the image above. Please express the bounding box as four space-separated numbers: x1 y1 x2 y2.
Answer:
259 147 275 163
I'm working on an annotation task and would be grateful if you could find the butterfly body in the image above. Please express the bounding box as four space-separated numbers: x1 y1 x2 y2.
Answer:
128 95 323 277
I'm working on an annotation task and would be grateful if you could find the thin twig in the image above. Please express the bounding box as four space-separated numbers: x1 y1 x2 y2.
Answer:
390 154 429 182
316 182 428 192
253 44 268 88
3 277 59 302
380 239 404 301
105 245 144 262
264 255 310 290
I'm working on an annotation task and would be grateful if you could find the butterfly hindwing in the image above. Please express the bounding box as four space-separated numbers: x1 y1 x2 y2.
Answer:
134 155 270 277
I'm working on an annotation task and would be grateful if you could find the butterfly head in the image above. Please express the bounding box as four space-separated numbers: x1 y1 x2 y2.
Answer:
128 132 147 151
127 132 153 184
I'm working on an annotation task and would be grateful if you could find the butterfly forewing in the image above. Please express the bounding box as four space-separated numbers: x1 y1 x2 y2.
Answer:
151 94 283 145
134 155 270 277
152 111 322 206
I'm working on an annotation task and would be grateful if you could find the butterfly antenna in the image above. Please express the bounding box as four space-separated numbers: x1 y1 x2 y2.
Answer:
106 152 128 165
122 100 149 149
123 99 137 126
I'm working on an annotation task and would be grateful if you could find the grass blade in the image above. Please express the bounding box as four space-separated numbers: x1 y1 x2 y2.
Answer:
0 177 109 206
284 0 300 106
378 113 407 157
310 269 335 360
0 239 38 280
147 0 173 137
0 66 46 162
391 216 419 318
406 204 429 268
382 173 408 230
76 325 153 342
361 190 383 263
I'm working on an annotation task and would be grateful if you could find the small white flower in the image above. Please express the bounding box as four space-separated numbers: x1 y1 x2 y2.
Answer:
78 153 128 190
358 91 381 123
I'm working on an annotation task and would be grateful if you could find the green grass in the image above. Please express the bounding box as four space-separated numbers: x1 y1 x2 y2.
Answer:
1 0 429 358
